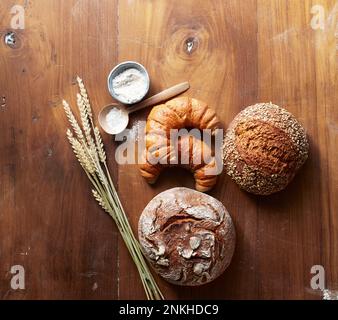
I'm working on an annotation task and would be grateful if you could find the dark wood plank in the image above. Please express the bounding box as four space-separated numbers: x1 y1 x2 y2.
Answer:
256 0 338 299
117 0 338 299
0 0 119 299
0 0 337 300
117 0 261 299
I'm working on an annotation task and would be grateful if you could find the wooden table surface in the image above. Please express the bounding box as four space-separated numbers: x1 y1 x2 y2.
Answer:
0 0 337 300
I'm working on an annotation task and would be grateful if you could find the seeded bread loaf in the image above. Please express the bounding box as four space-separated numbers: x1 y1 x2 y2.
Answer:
138 187 236 286
223 103 309 195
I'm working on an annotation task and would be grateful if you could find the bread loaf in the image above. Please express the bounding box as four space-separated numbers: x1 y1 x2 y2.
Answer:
223 103 309 195
139 97 221 192
138 187 236 286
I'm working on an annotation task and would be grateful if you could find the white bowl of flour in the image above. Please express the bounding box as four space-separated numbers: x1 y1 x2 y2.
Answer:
107 61 150 105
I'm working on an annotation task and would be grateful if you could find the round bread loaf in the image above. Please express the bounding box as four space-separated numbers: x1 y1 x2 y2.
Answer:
138 187 236 286
223 102 309 195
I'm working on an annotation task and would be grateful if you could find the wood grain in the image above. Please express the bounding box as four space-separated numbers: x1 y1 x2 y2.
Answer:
0 0 337 299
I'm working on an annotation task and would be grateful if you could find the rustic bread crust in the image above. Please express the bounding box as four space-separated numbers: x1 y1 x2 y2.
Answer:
138 187 236 286
223 102 309 195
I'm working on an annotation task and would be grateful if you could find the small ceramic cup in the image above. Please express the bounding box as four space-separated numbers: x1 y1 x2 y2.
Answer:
107 61 150 105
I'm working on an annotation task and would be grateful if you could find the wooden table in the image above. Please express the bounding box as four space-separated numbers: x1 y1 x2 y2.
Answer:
0 0 337 300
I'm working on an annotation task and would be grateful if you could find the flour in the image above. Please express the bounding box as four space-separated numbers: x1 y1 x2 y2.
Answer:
112 68 147 104
106 107 128 133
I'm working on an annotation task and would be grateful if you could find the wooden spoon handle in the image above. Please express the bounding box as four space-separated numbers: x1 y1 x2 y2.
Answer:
127 81 190 114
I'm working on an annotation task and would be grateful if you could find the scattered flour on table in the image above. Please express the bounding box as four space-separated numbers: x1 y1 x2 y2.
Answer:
322 289 338 300
128 120 143 142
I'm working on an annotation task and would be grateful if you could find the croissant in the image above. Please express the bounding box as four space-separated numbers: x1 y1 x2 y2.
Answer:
139 97 221 192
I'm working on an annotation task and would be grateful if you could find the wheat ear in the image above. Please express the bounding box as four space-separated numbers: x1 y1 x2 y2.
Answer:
63 76 164 300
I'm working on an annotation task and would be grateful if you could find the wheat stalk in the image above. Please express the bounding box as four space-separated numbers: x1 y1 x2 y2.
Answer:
77 76 92 120
63 100 85 142
63 77 164 300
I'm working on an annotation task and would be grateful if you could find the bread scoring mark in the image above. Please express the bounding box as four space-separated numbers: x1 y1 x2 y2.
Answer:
161 215 198 232
189 236 201 249
235 119 297 176
138 188 236 286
